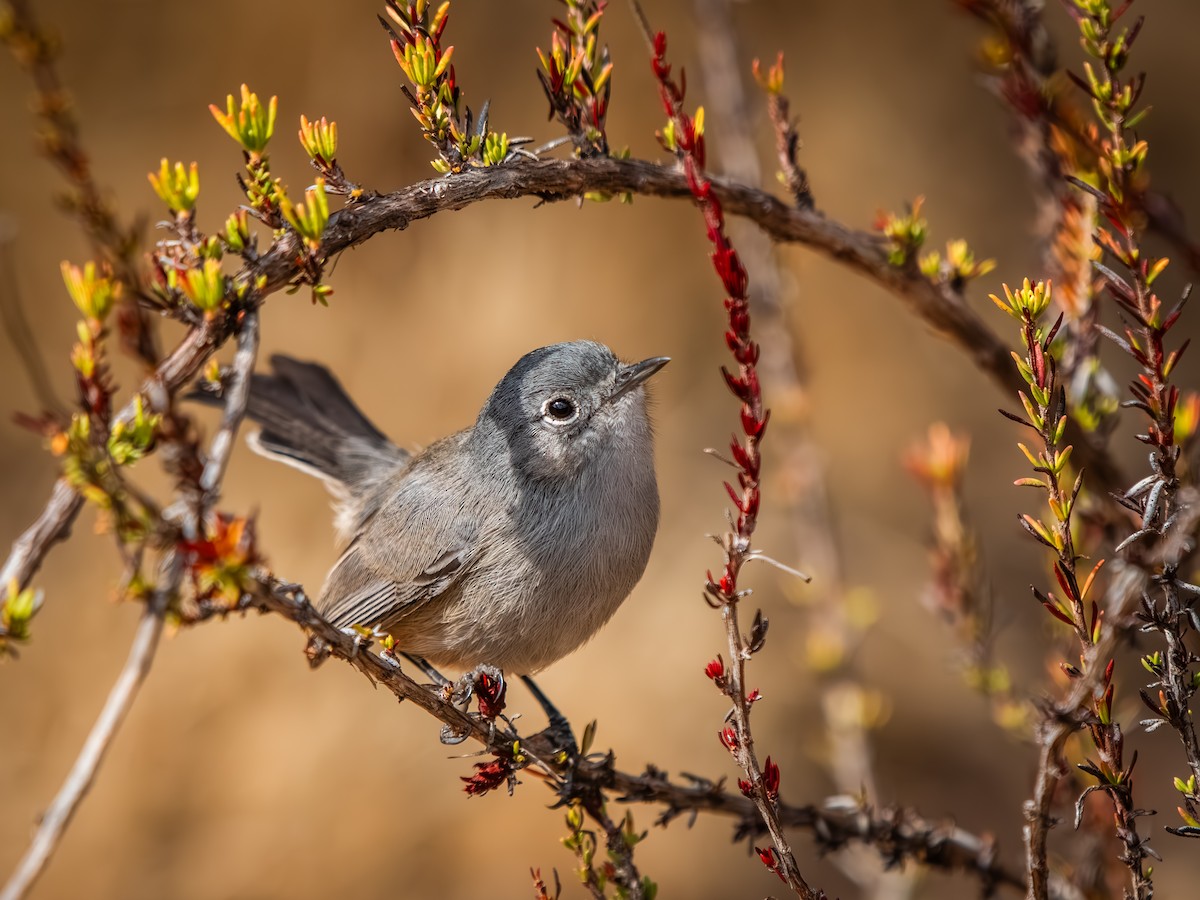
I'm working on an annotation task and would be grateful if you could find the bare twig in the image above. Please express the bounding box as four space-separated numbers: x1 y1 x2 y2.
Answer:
0 553 178 900
198 307 259 500
0 0 158 364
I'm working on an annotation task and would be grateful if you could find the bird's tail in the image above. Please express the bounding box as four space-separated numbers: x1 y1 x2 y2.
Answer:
194 354 408 498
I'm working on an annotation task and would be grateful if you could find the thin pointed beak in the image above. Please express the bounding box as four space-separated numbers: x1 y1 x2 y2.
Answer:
608 356 670 403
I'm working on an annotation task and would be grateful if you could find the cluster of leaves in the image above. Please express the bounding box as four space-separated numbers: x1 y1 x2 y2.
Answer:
536 0 612 157
381 0 512 172
298 114 363 200
0 581 43 658
155 84 334 307
995 278 1152 890
876 197 995 288
54 263 159 542
180 514 260 610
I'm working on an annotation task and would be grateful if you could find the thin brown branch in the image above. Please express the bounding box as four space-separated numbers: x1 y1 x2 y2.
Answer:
0 553 178 900
249 156 1126 498
237 571 1040 896
2 155 1132 606
0 227 68 417
0 0 159 364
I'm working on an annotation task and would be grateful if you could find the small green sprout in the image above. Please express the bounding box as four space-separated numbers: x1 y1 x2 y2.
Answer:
878 197 928 267
172 258 227 315
224 209 250 253
298 114 338 163
481 132 509 166
209 84 277 158
61 260 118 323
278 178 330 252
1 579 44 651
107 396 159 466
147 158 200 213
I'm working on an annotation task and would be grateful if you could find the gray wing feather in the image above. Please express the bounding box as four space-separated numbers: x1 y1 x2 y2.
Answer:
316 456 481 630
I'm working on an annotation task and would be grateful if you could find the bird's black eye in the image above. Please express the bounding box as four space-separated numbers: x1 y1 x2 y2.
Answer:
545 397 576 420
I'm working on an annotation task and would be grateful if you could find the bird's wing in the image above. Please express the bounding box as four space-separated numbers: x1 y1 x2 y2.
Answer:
319 541 478 630
316 460 482 630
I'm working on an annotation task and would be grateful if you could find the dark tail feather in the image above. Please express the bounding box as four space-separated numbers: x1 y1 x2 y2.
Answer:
193 354 407 490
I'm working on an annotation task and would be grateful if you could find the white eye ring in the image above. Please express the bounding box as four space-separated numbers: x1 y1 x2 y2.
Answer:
542 396 579 424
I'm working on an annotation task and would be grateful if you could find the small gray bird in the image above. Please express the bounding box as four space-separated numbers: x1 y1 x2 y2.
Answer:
227 341 667 675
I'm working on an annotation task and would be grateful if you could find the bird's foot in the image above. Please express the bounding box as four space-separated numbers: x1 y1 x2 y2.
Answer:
452 664 506 714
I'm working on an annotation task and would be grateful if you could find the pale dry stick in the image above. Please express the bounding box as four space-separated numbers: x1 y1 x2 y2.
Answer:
2 311 255 897
198 307 260 501
0 552 180 900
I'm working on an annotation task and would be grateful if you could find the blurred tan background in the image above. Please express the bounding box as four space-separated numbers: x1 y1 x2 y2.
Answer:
3 0 1200 897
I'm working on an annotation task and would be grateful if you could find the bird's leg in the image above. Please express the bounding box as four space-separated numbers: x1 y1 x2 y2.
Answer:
402 653 452 688
522 675 578 758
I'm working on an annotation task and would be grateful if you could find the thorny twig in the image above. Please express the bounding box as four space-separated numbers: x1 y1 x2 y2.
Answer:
1061 0 1200 849
636 10 823 897
238 572 1043 895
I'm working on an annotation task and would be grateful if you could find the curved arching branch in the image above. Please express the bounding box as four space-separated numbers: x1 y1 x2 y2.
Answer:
249 157 1126 496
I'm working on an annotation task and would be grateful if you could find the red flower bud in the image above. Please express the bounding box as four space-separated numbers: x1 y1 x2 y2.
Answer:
762 756 781 802
704 655 725 680
738 778 754 798
462 757 513 797
719 725 739 753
